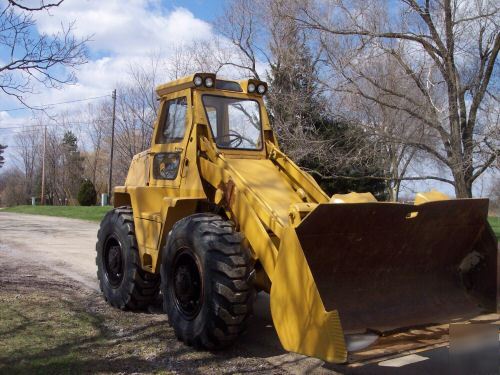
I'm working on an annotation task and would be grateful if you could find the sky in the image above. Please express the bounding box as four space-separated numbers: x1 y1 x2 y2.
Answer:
0 0 226 157
0 0 496 197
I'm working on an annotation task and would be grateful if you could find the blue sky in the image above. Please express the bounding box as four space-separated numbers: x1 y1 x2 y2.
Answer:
164 0 224 21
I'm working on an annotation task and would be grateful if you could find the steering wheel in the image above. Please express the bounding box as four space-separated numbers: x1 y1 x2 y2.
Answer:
215 131 244 148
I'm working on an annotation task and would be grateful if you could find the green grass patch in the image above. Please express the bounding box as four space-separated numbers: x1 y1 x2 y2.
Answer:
488 217 500 239
2 205 112 222
0 291 102 374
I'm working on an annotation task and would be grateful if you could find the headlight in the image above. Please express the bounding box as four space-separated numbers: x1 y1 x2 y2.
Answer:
247 83 256 93
257 84 266 94
205 77 214 88
193 75 203 87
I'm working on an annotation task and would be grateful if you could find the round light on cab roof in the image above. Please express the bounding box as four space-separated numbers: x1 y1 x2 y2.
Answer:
193 76 203 86
257 84 266 94
247 83 256 93
205 77 214 88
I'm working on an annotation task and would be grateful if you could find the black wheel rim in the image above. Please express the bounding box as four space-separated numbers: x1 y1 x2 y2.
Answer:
103 235 124 288
171 248 203 319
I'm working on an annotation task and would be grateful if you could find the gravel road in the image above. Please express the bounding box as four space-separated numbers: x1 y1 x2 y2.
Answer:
0 212 100 290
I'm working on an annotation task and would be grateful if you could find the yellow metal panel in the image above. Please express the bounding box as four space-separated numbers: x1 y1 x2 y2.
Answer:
199 157 278 278
125 150 150 186
155 74 197 97
225 158 303 225
414 190 450 205
271 225 347 363
230 185 279 280
330 192 377 203
267 143 329 204
198 153 286 238
134 217 162 272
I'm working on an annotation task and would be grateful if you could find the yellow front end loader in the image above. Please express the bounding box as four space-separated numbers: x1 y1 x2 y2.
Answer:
96 73 499 363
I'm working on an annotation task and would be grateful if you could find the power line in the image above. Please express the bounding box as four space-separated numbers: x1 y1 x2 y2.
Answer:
0 122 89 131
108 89 117 198
0 94 111 112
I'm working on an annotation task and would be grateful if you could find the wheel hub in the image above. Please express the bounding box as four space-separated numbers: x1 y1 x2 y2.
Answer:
104 236 124 287
172 251 202 318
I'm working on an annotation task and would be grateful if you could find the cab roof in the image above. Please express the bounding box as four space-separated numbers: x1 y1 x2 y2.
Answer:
155 73 267 97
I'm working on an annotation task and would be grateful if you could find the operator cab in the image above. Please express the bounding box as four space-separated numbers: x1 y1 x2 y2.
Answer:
128 73 272 189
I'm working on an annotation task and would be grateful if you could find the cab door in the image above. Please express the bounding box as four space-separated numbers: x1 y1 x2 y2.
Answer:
149 88 192 189
149 90 192 189
133 89 192 270
149 89 192 189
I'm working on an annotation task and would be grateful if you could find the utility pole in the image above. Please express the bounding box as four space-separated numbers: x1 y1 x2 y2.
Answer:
41 125 47 205
107 89 117 199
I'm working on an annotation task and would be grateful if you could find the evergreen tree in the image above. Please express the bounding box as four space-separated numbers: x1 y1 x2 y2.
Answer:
61 131 84 203
78 179 97 206
266 17 387 198
303 121 387 198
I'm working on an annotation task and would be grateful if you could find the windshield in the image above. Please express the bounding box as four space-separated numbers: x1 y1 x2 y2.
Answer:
202 95 262 150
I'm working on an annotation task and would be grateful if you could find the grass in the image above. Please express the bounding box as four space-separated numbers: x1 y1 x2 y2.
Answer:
0 263 176 374
488 216 500 239
2 205 112 222
0 291 101 374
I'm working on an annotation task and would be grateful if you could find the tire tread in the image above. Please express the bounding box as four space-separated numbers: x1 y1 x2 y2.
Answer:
96 206 160 310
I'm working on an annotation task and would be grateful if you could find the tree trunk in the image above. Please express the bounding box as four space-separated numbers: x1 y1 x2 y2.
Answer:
452 168 472 198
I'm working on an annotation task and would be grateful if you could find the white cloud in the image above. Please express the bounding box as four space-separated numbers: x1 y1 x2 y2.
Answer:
32 1 215 100
0 1 216 126
35 1 213 57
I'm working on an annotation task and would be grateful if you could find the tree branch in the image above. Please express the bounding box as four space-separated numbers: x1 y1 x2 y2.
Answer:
7 0 64 12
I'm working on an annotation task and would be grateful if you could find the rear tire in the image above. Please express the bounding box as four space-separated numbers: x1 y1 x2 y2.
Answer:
96 206 160 309
161 213 254 349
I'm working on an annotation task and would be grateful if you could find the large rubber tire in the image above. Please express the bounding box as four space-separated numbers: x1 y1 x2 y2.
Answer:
161 213 255 349
96 206 160 309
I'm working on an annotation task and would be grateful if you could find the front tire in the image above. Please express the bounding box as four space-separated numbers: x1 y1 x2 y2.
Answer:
96 206 159 309
161 213 255 349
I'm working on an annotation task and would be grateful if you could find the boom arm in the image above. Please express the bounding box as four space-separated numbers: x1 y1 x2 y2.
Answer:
198 136 349 362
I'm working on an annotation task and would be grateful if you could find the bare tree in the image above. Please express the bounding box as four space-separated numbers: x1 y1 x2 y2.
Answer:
331 53 434 200
295 0 499 197
215 0 388 197
214 0 268 79
79 103 108 192
14 126 42 197
0 0 88 107
0 144 7 168
0 167 26 206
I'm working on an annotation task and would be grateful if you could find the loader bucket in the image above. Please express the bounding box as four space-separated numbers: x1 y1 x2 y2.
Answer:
270 198 498 362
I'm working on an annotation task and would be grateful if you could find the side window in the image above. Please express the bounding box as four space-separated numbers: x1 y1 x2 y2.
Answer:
159 97 187 143
205 106 218 137
153 153 180 180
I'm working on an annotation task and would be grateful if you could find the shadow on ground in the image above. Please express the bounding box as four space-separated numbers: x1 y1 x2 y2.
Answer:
0 259 331 374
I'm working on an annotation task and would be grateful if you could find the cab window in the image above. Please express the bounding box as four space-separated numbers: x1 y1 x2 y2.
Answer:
159 97 187 143
202 95 262 150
